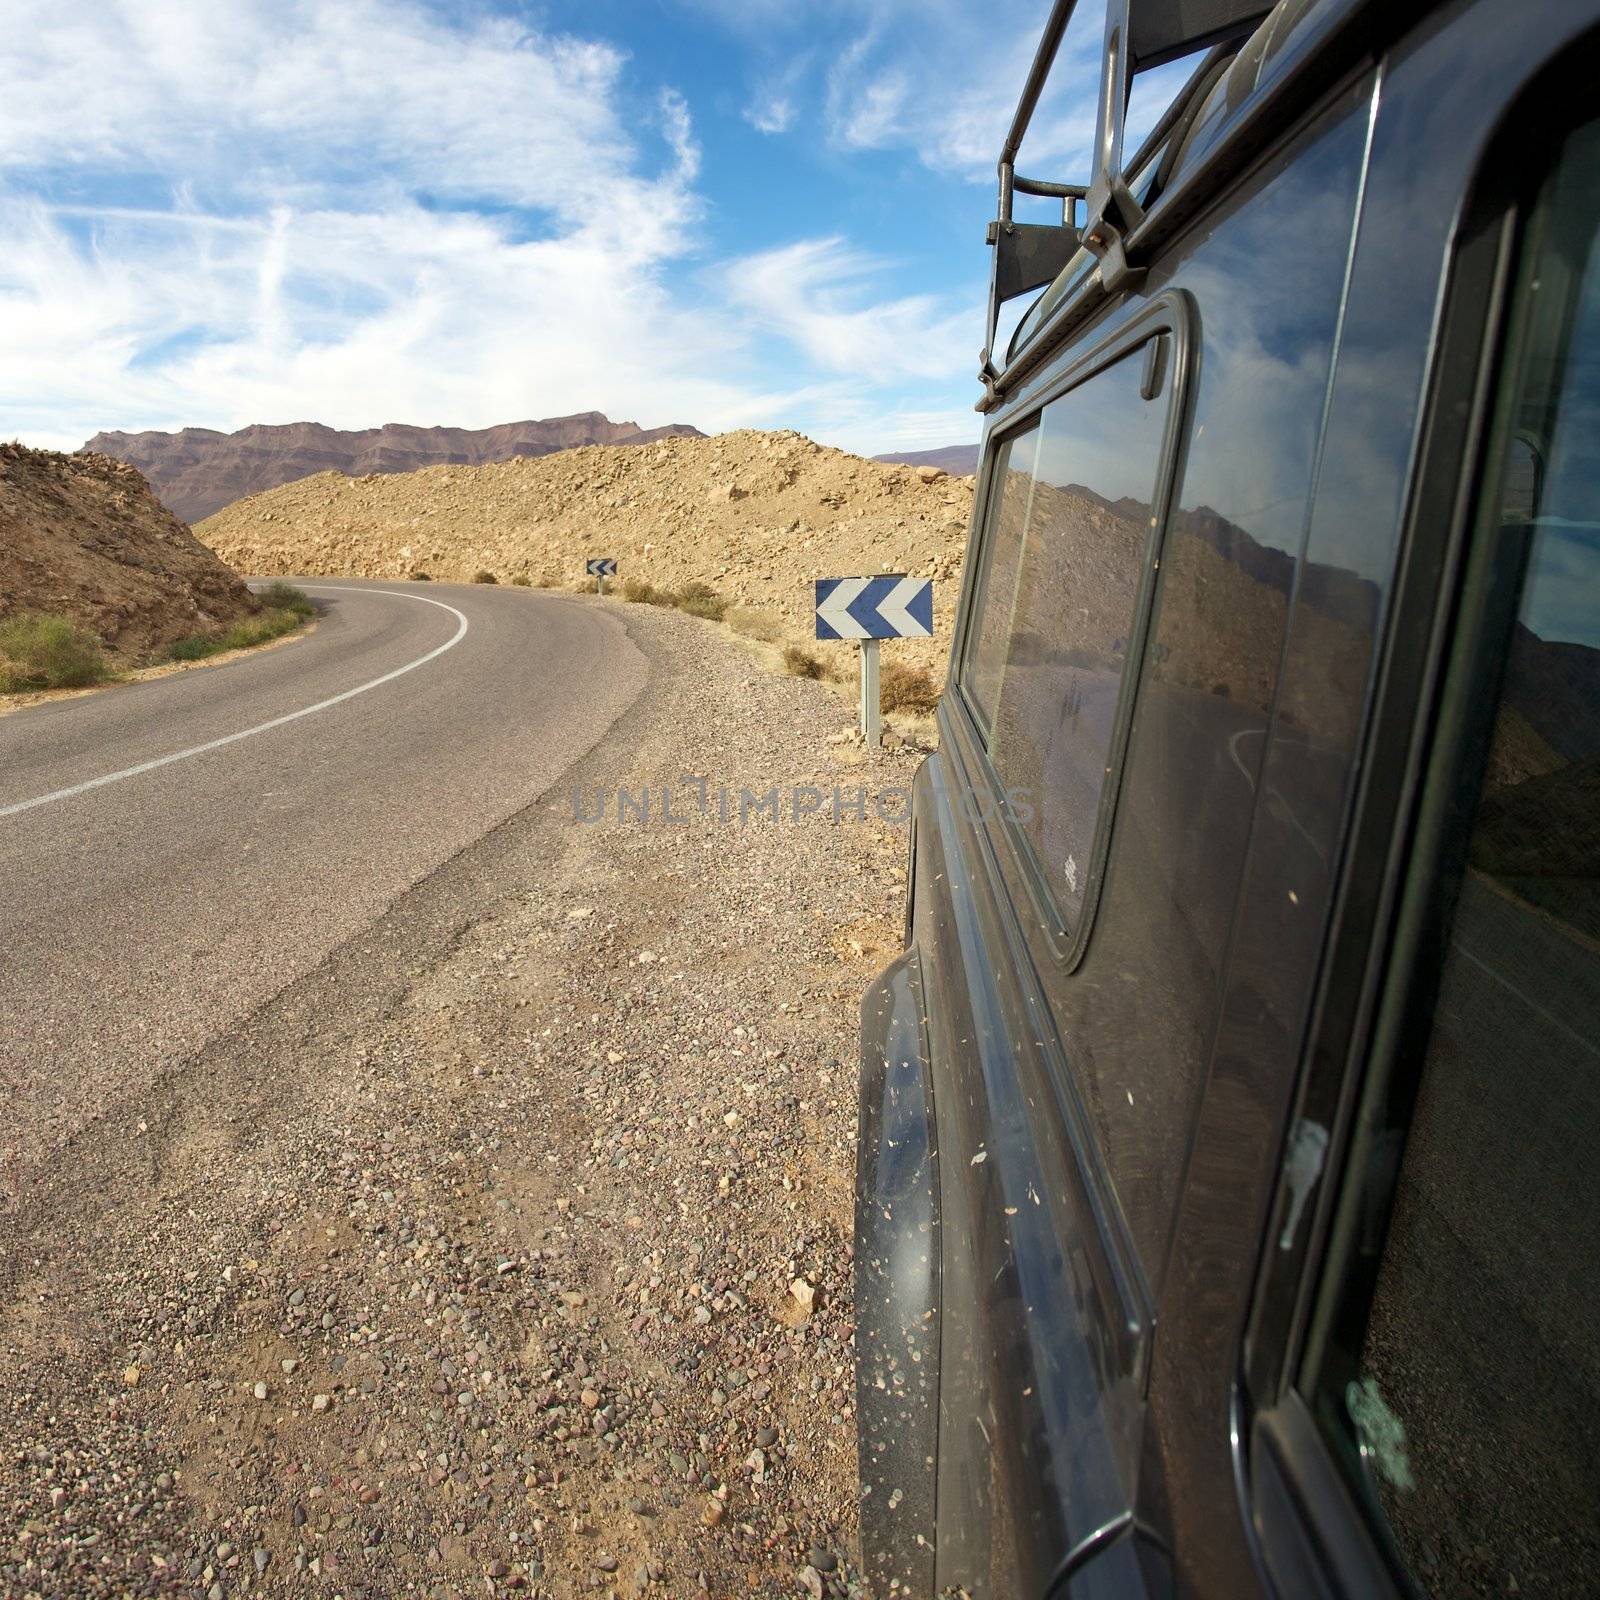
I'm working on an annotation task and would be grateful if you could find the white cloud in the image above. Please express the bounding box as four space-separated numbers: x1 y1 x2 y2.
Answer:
720 236 973 383
0 0 998 459
744 95 795 135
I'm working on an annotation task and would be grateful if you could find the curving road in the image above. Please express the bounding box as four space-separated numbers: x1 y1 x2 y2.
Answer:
0 579 647 1188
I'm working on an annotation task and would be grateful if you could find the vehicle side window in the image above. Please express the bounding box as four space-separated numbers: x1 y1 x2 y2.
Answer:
961 341 1170 929
1304 117 1600 1598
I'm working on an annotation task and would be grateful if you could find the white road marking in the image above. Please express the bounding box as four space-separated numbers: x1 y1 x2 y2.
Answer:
0 586 468 821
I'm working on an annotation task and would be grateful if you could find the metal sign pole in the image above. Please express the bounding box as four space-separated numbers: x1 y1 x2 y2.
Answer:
597 571 605 597
859 639 880 748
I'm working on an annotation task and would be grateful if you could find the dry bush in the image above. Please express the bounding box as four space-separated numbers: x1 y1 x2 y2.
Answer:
409 570 432 581
724 606 786 644
472 569 498 584
511 574 532 587
782 644 827 680
622 577 659 603
675 581 729 622
880 661 940 715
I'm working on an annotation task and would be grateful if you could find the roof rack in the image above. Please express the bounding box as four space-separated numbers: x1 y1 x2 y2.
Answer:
981 0 1270 404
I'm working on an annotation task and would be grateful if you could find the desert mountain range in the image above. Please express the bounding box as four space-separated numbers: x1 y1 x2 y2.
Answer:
873 444 980 477
83 413 706 523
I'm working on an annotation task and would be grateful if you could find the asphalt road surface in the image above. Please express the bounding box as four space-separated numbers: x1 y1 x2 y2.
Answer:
0 579 646 1195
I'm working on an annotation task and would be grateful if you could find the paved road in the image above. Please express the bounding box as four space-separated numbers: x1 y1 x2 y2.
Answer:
0 579 646 1192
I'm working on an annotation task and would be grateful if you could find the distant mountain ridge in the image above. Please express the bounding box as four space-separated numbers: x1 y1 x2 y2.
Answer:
873 444 979 477
83 413 707 523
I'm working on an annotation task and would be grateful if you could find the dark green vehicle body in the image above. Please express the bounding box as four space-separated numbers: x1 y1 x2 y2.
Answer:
856 1 1600 1596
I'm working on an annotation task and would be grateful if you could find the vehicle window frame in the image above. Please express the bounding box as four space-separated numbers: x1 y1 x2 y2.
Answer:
1240 56 1600 1600
949 291 1197 969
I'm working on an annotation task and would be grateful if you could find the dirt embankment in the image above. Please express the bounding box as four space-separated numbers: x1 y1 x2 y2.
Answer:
0 442 259 665
197 430 974 678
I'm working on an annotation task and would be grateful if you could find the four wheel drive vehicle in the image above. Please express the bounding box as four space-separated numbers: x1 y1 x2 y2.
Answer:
854 0 1600 1596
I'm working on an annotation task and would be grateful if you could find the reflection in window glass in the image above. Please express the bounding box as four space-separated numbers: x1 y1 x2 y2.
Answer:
961 346 1168 927
1326 119 1600 1599
965 426 1039 727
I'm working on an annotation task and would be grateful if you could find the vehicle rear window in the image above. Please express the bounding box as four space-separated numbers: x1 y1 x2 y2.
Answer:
1307 116 1600 1599
961 341 1170 930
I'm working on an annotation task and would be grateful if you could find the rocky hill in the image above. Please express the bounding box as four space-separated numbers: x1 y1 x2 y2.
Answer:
85 414 707 523
0 443 259 663
197 429 974 674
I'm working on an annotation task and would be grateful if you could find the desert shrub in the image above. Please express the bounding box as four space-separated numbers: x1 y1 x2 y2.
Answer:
473 569 498 584
512 574 532 587
675 581 729 622
782 644 826 680
622 577 659 604
880 661 940 715
725 607 786 644
410 570 432 582
256 581 314 618
0 612 109 691
165 632 221 661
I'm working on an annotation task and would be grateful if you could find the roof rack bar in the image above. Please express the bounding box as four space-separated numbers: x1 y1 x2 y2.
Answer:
999 0 1082 178
981 0 1264 403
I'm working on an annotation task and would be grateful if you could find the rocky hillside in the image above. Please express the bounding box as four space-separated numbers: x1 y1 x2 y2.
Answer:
0 443 259 663
86 413 706 523
198 429 974 673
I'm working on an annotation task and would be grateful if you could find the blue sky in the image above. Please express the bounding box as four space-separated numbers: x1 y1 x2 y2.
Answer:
0 0 1125 455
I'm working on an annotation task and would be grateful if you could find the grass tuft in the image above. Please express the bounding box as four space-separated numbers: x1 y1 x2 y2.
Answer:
409 570 432 582
0 612 110 692
511 574 532 587
165 602 312 663
256 581 314 618
725 607 786 644
880 661 940 715
675 580 729 621
782 644 827 680
472 569 498 584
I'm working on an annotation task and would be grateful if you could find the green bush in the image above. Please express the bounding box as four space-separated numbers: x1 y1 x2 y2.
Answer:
256 581 314 618
473 569 498 584
782 644 826 680
0 612 110 691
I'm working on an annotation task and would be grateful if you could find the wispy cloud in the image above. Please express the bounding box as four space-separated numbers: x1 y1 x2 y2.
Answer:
744 95 796 135
721 236 972 381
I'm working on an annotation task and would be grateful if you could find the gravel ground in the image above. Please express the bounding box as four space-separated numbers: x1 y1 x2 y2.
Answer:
0 599 924 1599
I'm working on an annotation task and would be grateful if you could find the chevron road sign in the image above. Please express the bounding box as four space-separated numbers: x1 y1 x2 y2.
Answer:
585 558 617 577
814 574 934 747
814 574 933 641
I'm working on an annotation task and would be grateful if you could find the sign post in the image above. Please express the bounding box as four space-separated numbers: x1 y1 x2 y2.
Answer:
814 574 933 745
585 557 617 595
859 639 881 749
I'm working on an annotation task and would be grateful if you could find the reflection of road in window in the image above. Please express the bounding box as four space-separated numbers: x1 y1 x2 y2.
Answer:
1332 115 1600 1600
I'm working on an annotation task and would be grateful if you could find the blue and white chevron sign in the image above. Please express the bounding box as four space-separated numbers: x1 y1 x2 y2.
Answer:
814 575 933 641
585 557 617 577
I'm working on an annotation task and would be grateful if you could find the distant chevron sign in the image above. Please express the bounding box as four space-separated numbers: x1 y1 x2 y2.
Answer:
814 574 933 641
585 558 617 577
